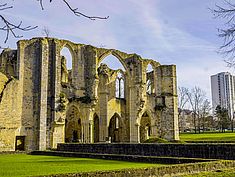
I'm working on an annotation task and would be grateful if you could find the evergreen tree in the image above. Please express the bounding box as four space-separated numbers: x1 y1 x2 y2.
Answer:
215 105 230 132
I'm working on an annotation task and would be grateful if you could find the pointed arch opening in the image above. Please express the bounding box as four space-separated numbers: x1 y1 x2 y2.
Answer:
99 54 125 71
65 106 82 143
146 63 154 95
98 54 126 99
140 111 151 143
146 63 153 73
60 46 73 84
108 113 122 143
93 113 99 143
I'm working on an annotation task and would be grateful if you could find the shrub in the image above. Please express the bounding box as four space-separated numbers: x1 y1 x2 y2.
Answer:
143 137 169 143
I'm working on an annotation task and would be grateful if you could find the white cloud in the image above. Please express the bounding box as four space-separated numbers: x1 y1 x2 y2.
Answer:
177 54 233 99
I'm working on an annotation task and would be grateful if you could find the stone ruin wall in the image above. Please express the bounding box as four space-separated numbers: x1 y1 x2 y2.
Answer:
0 37 179 151
0 50 22 151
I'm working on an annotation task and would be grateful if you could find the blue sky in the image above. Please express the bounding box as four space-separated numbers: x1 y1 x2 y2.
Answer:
1 0 234 100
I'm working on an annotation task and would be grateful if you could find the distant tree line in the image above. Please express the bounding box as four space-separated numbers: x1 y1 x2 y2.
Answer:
215 105 230 132
178 86 232 133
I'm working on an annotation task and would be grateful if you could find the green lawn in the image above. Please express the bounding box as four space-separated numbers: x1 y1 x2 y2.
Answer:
0 154 164 177
180 132 235 141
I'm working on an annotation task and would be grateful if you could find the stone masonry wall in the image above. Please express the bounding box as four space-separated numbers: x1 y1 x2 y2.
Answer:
58 143 235 160
0 72 22 151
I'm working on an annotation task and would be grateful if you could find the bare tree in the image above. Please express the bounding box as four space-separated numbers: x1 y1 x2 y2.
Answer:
200 99 211 132
0 0 109 46
178 86 189 116
212 0 235 65
186 86 207 134
42 26 50 37
178 87 189 132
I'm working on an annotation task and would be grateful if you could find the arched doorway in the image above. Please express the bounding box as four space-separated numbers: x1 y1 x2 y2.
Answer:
108 114 122 142
93 114 99 143
65 106 82 143
140 112 151 143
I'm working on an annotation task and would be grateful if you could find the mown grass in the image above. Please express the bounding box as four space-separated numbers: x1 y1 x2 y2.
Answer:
183 168 235 177
0 154 164 177
180 132 235 141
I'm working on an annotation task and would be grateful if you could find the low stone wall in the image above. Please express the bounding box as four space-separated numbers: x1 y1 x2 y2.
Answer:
30 151 212 164
57 143 235 160
33 160 235 177
0 151 26 154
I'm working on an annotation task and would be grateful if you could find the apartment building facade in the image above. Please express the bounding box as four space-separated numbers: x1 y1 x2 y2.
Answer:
211 72 235 119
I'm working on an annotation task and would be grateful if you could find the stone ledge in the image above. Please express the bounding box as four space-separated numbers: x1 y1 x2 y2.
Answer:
57 143 235 160
30 150 213 164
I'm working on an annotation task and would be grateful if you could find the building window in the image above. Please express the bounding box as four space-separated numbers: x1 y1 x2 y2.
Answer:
116 72 125 98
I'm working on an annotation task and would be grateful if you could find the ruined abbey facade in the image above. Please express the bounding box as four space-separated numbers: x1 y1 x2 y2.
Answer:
0 38 179 151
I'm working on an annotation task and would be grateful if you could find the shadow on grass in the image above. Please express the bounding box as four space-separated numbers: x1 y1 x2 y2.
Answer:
33 159 123 165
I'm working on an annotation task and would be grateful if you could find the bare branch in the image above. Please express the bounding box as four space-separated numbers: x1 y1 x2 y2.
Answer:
38 0 44 10
0 15 38 43
42 26 50 37
186 86 207 133
212 0 235 63
0 2 37 45
38 0 109 20
0 0 109 45
61 0 109 20
178 86 189 115
0 3 13 11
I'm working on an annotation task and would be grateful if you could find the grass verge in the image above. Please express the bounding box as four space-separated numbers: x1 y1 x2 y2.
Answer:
0 154 164 177
180 132 235 141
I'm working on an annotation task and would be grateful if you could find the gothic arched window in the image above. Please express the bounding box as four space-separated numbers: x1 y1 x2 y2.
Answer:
60 46 73 84
146 64 154 94
116 72 125 98
146 79 152 94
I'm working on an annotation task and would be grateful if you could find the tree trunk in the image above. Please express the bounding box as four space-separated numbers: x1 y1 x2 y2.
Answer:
202 116 205 132
193 114 197 134
198 115 201 134
231 119 234 132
